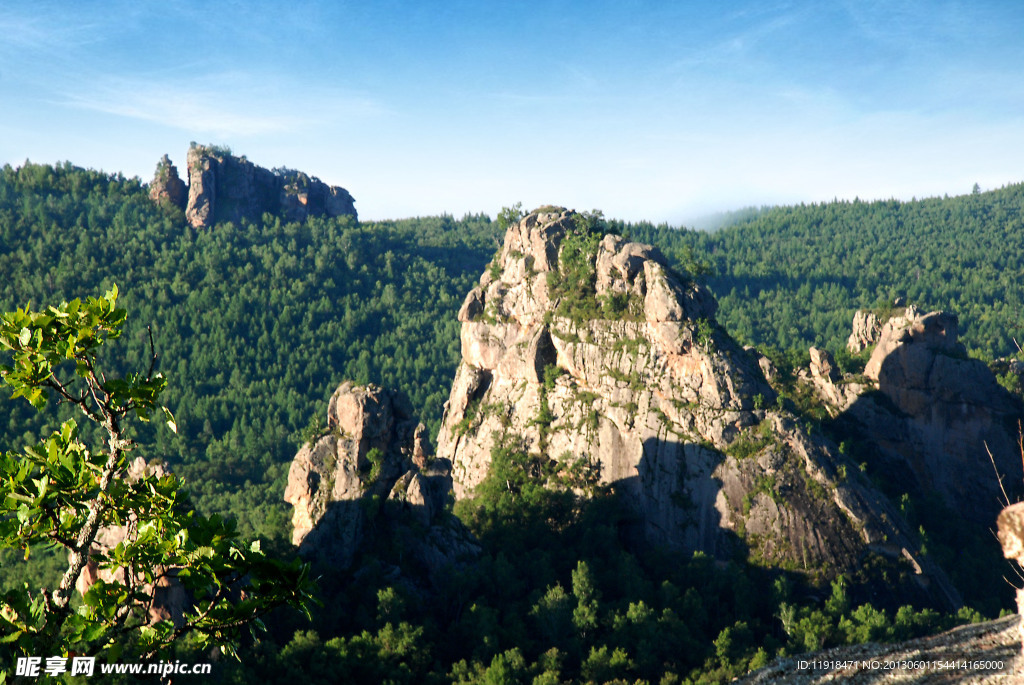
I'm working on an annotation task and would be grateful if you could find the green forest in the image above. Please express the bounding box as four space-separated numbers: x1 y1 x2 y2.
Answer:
0 161 1021 682
626 185 1024 360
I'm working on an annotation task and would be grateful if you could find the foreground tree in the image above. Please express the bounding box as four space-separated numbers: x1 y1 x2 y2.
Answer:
0 286 313 674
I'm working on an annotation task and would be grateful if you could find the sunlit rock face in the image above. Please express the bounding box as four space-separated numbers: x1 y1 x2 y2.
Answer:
433 209 955 604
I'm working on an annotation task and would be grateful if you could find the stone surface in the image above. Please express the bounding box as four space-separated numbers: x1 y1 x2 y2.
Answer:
847 309 882 354
433 208 951 598
182 145 356 228
803 346 864 414
809 347 840 383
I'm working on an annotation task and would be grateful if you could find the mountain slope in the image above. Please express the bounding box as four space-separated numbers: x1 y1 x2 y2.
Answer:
628 184 1024 358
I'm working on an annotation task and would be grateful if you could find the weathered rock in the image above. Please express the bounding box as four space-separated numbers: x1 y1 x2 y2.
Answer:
863 307 958 380
745 346 778 383
412 422 432 468
285 383 408 566
75 458 189 626
182 145 356 228
809 347 839 383
285 381 475 575
148 155 187 209
847 309 882 354
803 346 864 413
997 502 1024 656
434 209 949 596
847 308 1023 524
389 458 453 528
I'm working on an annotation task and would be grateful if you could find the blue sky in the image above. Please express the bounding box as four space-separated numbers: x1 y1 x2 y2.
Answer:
1 0 1022 224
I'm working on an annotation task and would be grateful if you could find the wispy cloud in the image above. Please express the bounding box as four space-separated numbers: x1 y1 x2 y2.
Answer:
0 9 105 54
59 73 388 138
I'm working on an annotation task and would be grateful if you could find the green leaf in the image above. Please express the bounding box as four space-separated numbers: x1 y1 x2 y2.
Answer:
18 328 30 347
162 406 177 434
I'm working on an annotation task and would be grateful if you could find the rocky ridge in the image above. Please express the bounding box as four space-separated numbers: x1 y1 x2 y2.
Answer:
433 208 955 600
149 145 357 228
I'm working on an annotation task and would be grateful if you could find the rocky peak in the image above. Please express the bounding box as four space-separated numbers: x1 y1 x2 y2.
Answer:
434 209 952 599
148 154 187 210
284 381 475 574
180 144 357 229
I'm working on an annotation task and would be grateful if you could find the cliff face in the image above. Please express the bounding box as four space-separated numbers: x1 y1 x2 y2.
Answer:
433 209 952 598
284 382 476 576
813 306 1024 526
179 145 357 228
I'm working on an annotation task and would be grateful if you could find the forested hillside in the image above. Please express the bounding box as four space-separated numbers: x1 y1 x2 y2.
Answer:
628 185 1024 360
0 161 499 544
4 163 1023 544
2 162 1022 682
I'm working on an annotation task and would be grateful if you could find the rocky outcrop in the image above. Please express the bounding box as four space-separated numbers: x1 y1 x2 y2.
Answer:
997 503 1024 656
148 155 187 210
181 145 357 229
434 208 951 595
740 614 1021 682
284 381 475 575
839 307 1024 525
801 346 865 413
847 309 882 354
76 458 189 626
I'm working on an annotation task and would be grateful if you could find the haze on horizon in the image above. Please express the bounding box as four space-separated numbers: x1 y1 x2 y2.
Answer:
1 0 1022 226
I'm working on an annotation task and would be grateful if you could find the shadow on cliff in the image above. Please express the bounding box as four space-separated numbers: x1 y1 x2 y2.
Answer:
819 336 1024 616
620 435 746 562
